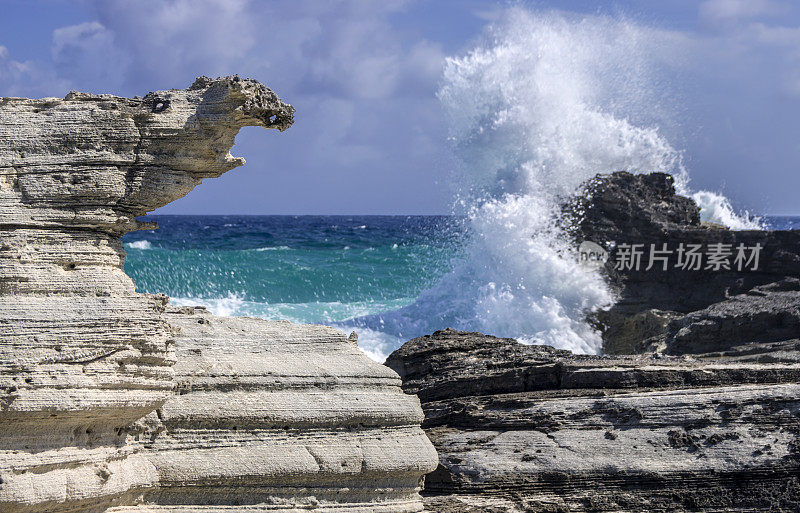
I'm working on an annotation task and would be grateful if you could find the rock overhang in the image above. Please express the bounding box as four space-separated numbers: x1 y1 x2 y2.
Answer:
0 76 436 513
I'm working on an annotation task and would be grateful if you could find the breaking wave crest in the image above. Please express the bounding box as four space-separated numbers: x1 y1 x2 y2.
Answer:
692 191 763 229
125 9 764 363
345 9 759 359
125 240 153 250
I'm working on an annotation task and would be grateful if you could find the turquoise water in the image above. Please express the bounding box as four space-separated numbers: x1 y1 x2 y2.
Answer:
123 215 466 338
123 215 797 360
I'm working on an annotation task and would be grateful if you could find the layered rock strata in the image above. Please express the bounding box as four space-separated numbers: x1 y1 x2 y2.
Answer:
385 172 800 511
564 171 800 357
387 329 800 512
1 77 435 512
1 75 293 512
112 306 437 512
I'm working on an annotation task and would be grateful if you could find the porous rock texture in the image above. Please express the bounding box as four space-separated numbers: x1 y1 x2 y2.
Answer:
564 171 800 358
386 329 800 512
384 173 800 511
112 306 437 513
1 77 436 512
0 75 293 512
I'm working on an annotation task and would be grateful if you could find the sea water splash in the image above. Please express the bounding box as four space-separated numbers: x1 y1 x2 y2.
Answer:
125 240 153 250
344 9 759 359
124 215 461 359
691 191 763 229
124 9 765 363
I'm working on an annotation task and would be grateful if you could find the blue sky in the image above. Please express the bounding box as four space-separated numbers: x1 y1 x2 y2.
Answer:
1 0 799 215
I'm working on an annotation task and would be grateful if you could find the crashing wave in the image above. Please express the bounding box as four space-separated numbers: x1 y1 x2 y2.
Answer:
348 9 760 361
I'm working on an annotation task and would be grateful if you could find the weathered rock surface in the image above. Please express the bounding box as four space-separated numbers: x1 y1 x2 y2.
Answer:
110 306 437 512
389 172 800 511
1 75 292 513
1 77 435 512
387 329 800 512
564 171 800 357
659 277 800 361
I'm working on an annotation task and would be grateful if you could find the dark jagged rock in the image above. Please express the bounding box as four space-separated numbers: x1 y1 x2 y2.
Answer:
567 171 702 241
383 172 799 511
386 329 800 512
659 277 800 361
564 171 800 357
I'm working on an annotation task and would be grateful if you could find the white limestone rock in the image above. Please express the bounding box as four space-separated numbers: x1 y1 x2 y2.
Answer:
2 74 294 513
0 77 437 512
113 306 437 512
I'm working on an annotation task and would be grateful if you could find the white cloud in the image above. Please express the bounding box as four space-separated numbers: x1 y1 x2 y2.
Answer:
79 0 256 89
694 1 800 97
64 0 443 101
11 2 796 214
46 0 446 174
0 44 69 98
52 21 130 91
699 0 788 28
0 0 446 173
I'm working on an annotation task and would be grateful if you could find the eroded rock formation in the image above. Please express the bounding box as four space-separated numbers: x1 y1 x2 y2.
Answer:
0 77 435 512
564 171 800 358
112 306 437 512
387 329 800 512
383 172 800 511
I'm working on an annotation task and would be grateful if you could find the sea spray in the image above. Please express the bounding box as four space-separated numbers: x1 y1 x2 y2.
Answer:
123 9 766 363
344 9 758 359
691 191 763 229
125 239 153 250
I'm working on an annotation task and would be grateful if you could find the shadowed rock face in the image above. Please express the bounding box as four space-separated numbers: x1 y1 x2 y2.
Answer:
564 171 800 357
0 77 435 512
383 172 800 511
387 329 800 512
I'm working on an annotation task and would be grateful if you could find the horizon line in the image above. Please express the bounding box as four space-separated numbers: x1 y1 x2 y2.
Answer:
145 212 800 217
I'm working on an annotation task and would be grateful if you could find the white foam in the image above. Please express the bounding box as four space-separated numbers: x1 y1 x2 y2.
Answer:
170 293 245 317
339 326 405 364
167 294 412 331
126 240 152 250
168 9 764 364
254 245 291 251
347 9 762 359
691 190 763 230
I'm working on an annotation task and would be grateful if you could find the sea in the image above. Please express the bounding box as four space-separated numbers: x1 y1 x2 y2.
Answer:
127 10 799 362
122 215 798 361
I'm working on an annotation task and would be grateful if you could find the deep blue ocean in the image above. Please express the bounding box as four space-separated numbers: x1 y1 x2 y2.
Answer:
123 215 798 359
123 215 468 359
124 216 464 308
